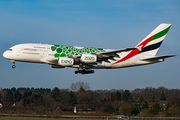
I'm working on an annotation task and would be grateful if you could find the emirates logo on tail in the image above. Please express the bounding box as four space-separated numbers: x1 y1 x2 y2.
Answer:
137 45 143 51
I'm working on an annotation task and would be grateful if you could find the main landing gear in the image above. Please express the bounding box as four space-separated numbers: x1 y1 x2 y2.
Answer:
75 69 94 74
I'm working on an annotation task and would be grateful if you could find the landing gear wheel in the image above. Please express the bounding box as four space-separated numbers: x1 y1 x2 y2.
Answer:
74 69 95 74
81 70 86 74
75 71 79 74
12 65 16 69
11 61 16 69
79 70 82 73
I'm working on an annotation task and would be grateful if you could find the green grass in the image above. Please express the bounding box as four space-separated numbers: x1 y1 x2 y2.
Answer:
0 117 57 120
0 117 102 120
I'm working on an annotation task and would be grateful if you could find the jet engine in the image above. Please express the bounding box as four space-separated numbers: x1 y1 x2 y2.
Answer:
80 54 97 63
58 57 74 66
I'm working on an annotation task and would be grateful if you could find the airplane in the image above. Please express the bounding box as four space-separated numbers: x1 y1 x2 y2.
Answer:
3 23 175 74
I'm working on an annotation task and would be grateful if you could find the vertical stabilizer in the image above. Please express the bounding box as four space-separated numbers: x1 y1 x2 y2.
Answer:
136 23 171 56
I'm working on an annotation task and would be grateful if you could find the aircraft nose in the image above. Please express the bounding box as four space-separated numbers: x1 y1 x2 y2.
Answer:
3 50 11 59
3 51 7 58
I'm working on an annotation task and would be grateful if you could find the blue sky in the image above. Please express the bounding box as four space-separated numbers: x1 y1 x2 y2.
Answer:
0 0 180 90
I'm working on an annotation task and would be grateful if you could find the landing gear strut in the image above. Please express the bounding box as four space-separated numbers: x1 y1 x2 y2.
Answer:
75 69 94 74
12 61 16 69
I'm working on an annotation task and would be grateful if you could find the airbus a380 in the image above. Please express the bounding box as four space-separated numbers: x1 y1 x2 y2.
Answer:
3 23 175 74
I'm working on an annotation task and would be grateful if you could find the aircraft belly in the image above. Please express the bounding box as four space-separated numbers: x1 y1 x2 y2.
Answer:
94 61 112 69
111 59 160 68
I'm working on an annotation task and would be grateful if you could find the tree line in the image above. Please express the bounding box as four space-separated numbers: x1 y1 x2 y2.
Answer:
0 82 180 116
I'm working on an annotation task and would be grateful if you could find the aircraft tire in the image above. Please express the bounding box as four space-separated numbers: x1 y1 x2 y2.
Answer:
12 65 16 69
81 70 86 74
79 70 82 73
75 71 79 74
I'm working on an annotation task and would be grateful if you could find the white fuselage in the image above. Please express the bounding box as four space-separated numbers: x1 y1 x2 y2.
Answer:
3 43 159 69
3 24 175 74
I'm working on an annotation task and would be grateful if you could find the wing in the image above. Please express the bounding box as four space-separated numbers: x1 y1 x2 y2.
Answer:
89 47 136 64
69 47 136 63
92 47 137 57
101 48 137 55
43 47 136 68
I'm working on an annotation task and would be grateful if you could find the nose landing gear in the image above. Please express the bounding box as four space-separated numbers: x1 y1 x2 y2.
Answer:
11 61 16 69
12 65 16 69
75 69 94 74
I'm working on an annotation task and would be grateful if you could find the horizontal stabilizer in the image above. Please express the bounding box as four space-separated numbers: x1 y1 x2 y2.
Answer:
140 55 176 61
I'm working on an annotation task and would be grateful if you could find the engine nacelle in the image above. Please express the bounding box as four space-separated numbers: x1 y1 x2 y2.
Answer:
80 54 97 63
58 57 74 66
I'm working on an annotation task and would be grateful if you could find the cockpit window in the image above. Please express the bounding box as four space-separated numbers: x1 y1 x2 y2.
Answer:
8 49 12 51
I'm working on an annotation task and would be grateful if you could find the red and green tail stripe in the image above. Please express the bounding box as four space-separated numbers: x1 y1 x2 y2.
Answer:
113 25 171 64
